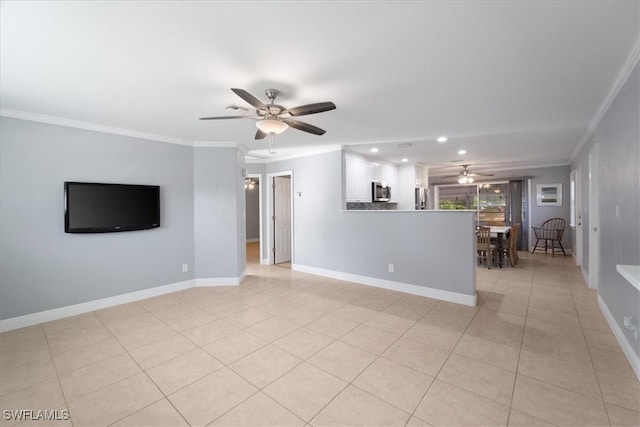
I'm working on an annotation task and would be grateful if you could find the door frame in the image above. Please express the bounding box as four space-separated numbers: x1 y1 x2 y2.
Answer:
574 165 584 271
570 167 583 268
588 143 600 290
266 170 294 265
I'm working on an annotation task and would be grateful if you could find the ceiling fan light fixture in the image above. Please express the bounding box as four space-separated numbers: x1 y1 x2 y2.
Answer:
458 176 474 184
256 118 288 135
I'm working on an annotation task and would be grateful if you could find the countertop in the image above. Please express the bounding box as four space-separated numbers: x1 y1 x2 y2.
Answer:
616 265 640 292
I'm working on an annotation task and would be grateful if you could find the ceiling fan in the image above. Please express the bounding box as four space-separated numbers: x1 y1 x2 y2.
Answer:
442 165 494 184
199 88 336 141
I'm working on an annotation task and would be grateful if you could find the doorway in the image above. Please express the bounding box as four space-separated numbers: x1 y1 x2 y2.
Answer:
245 174 262 265
267 171 293 266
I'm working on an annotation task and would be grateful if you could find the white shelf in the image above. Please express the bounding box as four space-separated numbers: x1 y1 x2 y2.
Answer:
616 265 640 292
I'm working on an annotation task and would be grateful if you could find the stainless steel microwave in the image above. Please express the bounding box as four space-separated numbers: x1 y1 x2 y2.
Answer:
372 182 391 202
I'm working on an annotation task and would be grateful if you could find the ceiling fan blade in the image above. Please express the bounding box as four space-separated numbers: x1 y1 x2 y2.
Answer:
472 172 495 177
441 175 461 179
287 102 336 117
231 88 267 110
282 119 326 135
199 115 254 120
255 129 267 140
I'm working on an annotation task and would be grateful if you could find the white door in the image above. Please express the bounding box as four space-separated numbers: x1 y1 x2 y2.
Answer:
274 176 292 264
589 144 600 290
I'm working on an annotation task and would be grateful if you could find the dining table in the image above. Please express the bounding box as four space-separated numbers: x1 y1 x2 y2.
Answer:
489 225 511 268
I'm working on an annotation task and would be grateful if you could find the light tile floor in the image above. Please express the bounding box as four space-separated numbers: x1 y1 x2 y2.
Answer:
1 248 639 426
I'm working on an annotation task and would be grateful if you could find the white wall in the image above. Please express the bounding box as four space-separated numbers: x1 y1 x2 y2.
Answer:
571 63 640 361
245 182 260 240
264 150 476 303
0 117 195 320
193 146 246 280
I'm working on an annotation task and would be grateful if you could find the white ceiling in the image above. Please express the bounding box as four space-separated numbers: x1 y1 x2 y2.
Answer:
1 1 638 175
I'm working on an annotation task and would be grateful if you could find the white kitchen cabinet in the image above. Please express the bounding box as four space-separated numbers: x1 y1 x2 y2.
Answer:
345 153 399 203
396 163 429 209
415 164 428 187
346 155 372 202
382 164 398 201
371 162 382 181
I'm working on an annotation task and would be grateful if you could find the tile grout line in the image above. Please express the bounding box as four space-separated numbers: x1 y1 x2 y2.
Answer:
403 281 497 426
92 308 190 427
40 324 76 427
3 252 625 427
571 271 615 427
512 255 617 425
505 254 535 426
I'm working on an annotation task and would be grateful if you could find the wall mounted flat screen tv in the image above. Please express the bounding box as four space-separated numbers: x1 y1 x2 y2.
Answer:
65 182 160 233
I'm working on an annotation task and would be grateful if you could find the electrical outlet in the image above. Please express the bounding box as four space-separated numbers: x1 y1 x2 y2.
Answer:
623 316 638 340
388 264 394 273
182 264 189 273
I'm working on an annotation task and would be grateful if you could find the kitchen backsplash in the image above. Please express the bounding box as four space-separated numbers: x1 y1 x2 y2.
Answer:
347 202 398 210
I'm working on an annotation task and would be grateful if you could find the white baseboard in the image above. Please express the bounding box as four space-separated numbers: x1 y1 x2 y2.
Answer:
261 258 270 265
292 264 476 307
581 267 589 286
246 238 260 243
598 295 640 381
0 279 195 333
195 269 246 287
0 270 249 333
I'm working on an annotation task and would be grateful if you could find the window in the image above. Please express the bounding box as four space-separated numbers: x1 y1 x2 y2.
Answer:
478 183 508 225
435 182 508 226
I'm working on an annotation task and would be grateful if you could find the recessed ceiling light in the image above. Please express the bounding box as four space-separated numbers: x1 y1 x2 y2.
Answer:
370 148 379 153
457 149 466 155
401 158 409 162
437 136 448 143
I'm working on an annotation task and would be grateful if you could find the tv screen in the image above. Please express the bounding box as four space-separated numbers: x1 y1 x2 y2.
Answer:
65 182 160 233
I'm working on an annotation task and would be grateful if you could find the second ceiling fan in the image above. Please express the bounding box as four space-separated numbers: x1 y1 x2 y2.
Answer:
199 88 336 140
442 165 494 184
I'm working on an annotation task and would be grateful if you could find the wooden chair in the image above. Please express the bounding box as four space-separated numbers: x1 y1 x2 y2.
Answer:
477 226 497 269
503 223 520 266
531 218 567 257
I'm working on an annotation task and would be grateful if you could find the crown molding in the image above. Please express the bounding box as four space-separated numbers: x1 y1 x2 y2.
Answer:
245 144 342 164
245 156 267 164
572 36 640 160
192 141 237 148
192 141 250 156
0 108 193 146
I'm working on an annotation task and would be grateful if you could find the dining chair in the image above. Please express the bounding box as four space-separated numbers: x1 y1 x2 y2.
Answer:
531 218 567 257
503 223 520 267
477 226 497 269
